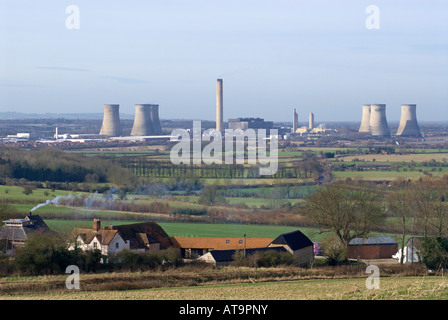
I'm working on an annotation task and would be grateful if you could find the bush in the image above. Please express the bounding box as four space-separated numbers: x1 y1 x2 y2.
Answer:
420 237 448 270
321 234 347 266
12 234 103 275
232 250 294 267
112 248 183 271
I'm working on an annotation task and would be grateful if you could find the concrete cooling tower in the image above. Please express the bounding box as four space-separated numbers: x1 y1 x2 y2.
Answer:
131 104 155 136
358 104 371 133
369 104 390 137
396 104 421 137
149 104 163 135
216 79 223 131
100 104 122 136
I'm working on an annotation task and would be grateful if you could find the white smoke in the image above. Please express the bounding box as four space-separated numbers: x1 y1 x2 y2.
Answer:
30 193 101 213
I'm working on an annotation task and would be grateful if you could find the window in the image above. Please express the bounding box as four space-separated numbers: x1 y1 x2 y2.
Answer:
115 243 119 249
239 240 243 244
226 240 230 243
93 242 97 249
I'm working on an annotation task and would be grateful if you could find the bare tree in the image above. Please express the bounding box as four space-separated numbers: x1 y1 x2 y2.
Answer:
305 181 384 247
387 184 413 264
410 177 448 237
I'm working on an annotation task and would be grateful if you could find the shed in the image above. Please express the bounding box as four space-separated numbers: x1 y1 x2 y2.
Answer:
347 236 398 259
268 229 314 266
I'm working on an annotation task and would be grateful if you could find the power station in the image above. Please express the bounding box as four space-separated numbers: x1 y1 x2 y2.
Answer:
99 104 122 136
131 104 163 136
396 104 421 137
216 79 223 131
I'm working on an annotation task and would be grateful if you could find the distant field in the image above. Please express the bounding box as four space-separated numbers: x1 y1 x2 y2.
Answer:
338 153 448 162
332 171 425 180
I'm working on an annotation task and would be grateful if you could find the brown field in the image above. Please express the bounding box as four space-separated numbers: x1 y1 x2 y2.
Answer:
2 276 447 300
1 264 446 300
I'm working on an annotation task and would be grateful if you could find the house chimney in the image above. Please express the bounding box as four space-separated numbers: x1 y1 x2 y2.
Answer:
93 219 101 232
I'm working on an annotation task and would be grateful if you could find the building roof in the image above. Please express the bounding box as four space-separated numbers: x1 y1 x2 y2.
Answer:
0 214 51 242
74 228 120 246
204 247 288 263
171 237 274 251
269 229 313 251
348 236 397 246
113 222 172 249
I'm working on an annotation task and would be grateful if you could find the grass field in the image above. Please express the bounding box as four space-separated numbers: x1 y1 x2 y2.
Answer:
2 276 447 300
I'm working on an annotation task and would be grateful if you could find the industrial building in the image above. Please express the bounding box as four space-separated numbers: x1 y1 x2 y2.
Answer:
227 118 274 131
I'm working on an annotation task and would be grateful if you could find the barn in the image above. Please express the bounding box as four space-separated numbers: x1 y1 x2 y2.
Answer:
347 236 398 259
197 247 288 267
267 229 314 266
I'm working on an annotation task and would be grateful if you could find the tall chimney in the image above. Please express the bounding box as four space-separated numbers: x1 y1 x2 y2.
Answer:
309 113 314 130
100 104 122 136
396 104 421 137
358 104 371 133
216 79 223 131
292 108 298 132
369 104 390 137
93 219 101 232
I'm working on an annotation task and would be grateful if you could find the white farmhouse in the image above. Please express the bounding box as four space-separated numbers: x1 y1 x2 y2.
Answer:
70 219 129 255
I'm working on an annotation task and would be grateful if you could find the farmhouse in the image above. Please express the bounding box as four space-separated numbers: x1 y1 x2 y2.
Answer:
0 214 51 254
71 219 172 255
347 236 398 259
170 236 274 258
268 229 314 266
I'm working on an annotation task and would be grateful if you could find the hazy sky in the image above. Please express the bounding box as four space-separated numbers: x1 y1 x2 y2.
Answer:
0 0 447 122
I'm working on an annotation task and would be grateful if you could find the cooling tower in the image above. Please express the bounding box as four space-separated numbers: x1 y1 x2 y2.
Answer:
309 113 314 130
358 104 371 133
396 104 421 137
369 104 390 137
131 104 155 136
149 104 163 135
293 108 298 132
100 104 122 136
216 79 223 131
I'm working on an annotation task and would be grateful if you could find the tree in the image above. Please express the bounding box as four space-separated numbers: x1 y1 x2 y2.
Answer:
304 182 384 247
198 185 227 207
387 185 413 264
410 177 448 237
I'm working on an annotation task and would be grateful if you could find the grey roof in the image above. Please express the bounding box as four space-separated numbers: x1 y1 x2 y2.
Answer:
349 236 397 246
269 229 313 251
0 214 50 241
207 247 288 262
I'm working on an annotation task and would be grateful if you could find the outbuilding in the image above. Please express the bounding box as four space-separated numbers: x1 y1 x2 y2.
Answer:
268 229 314 266
347 236 398 259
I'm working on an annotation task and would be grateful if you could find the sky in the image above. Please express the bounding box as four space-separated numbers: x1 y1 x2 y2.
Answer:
0 0 447 123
